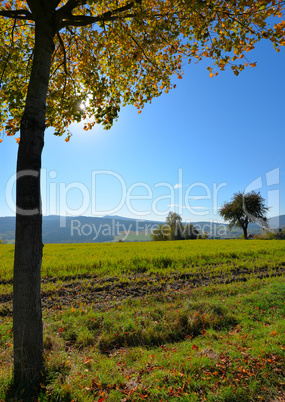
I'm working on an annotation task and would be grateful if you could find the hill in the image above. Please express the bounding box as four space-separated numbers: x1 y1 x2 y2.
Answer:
0 214 284 244
0 215 162 244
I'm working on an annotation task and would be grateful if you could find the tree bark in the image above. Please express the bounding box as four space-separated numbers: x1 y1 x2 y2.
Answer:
13 19 55 388
242 225 248 239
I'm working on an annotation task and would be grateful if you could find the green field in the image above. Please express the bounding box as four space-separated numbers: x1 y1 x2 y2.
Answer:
0 240 284 401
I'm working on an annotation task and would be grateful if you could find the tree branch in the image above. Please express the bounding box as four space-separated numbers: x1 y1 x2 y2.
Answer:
127 30 162 72
59 13 136 28
57 0 141 29
26 0 57 18
53 0 63 9
0 19 16 86
26 0 38 15
57 32 69 76
0 8 33 20
57 0 85 17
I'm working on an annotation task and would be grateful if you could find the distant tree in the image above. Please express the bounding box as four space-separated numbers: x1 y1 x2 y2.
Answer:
183 223 199 240
202 231 209 240
219 191 268 239
263 227 285 240
152 214 200 241
151 224 169 241
276 228 285 239
266 231 276 239
166 212 183 240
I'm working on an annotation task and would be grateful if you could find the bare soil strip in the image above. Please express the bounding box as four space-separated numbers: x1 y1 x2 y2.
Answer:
1 265 284 317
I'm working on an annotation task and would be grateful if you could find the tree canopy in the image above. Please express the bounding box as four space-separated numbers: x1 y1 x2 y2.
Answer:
184 222 200 239
166 211 183 240
219 191 268 239
0 0 285 141
151 223 170 241
152 212 199 241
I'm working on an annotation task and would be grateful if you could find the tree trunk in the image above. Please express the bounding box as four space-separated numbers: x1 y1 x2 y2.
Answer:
13 20 55 388
243 225 248 239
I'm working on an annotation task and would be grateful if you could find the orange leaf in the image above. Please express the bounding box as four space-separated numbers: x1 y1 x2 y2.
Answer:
15 137 20 144
209 72 213 78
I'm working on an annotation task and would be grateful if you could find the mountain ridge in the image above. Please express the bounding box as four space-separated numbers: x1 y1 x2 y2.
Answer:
0 214 284 243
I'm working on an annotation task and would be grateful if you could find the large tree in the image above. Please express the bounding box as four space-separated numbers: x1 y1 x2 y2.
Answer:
0 0 284 391
166 211 183 240
219 191 268 239
151 214 199 241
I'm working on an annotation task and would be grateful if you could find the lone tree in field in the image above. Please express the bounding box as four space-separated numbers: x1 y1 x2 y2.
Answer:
0 0 284 392
219 191 268 239
151 212 183 241
166 211 184 240
152 213 199 241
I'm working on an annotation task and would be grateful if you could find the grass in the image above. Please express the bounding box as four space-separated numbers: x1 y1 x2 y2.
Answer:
1 239 285 281
0 239 284 401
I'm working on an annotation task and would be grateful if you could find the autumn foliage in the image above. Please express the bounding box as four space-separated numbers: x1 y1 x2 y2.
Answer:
0 0 284 140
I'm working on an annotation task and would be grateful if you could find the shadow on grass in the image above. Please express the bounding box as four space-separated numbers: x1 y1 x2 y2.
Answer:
4 375 46 401
98 305 239 354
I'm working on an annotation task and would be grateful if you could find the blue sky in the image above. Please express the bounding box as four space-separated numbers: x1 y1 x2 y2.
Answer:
1 39 284 224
